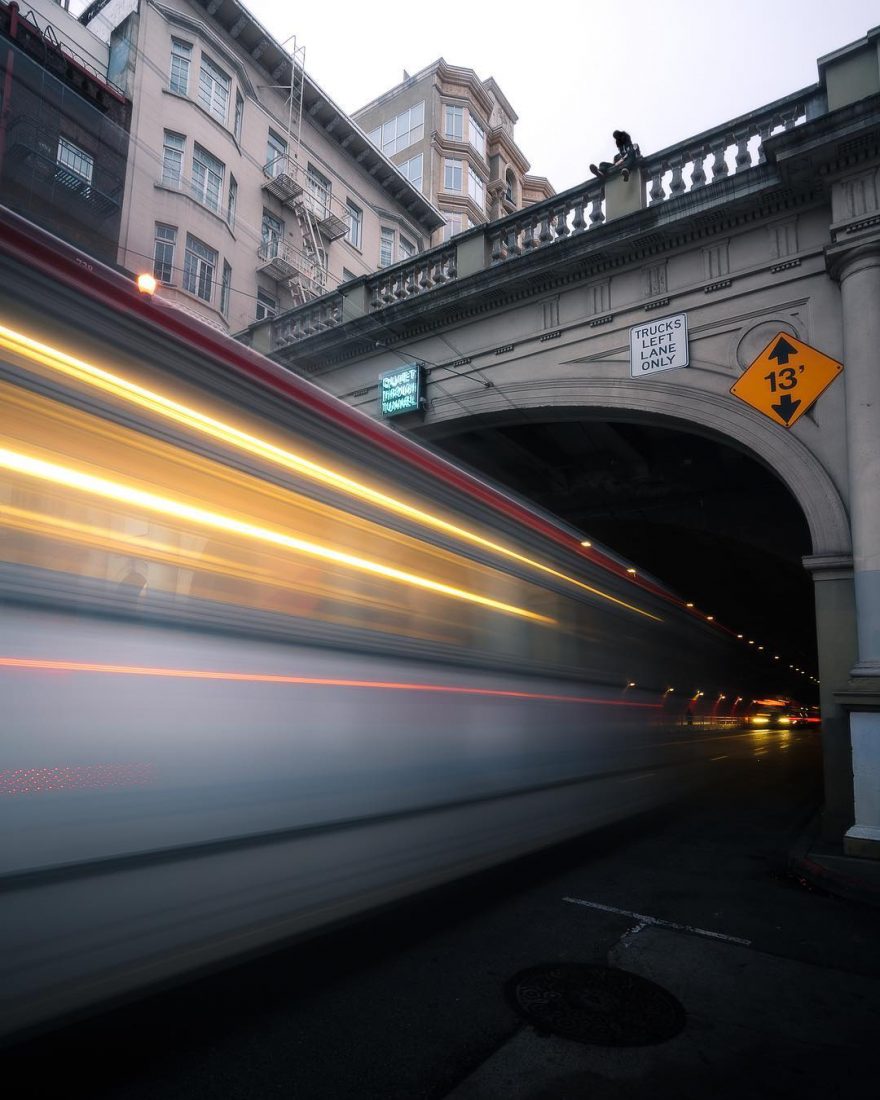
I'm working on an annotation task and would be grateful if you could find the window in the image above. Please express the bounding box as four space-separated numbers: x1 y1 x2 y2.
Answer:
233 92 244 143
379 227 394 268
183 234 217 302
368 101 424 157
191 143 224 213
169 38 191 95
226 174 237 226
441 210 471 241
467 166 485 209
220 260 231 317
198 55 230 124
56 137 93 183
345 200 362 249
153 224 176 283
398 153 423 191
399 235 415 260
342 268 357 283
255 289 277 320
261 211 283 255
306 163 331 219
444 158 463 193
162 130 185 186
266 130 287 176
444 104 464 142
468 114 486 157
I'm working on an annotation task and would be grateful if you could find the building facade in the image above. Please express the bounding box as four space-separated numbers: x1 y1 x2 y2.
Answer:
352 59 553 248
8 0 442 334
0 0 131 264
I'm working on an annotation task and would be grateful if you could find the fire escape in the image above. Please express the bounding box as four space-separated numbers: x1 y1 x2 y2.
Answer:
258 38 347 306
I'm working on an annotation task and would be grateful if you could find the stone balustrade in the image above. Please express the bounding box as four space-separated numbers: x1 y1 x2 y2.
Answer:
270 84 823 350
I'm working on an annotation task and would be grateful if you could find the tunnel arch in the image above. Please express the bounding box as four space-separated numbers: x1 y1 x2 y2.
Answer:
423 376 851 561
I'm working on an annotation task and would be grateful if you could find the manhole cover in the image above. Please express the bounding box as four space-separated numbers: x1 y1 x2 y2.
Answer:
505 963 685 1046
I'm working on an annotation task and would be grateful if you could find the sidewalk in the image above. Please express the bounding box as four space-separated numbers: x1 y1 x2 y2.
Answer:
789 815 880 907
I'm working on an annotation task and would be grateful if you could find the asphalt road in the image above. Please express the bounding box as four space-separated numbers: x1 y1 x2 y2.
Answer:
8 726 880 1099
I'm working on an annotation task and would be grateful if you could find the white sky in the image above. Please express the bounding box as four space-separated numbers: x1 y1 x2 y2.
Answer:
245 0 879 193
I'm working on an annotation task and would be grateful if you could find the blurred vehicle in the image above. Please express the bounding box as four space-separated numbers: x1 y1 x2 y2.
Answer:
0 208 783 1040
747 699 814 728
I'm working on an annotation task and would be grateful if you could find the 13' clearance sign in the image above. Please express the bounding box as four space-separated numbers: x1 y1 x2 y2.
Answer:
731 334 843 428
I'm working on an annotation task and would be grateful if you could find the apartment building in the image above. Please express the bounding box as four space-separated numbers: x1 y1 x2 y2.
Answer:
0 0 131 264
9 0 442 334
353 59 554 248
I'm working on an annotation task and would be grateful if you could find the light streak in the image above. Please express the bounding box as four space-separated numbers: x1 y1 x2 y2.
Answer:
0 324 661 622
0 446 549 623
0 657 662 707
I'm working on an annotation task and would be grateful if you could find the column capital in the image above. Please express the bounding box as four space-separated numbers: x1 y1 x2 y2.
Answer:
803 553 854 581
825 236 880 282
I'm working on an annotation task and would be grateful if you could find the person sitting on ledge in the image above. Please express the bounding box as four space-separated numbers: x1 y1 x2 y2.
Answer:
590 130 640 183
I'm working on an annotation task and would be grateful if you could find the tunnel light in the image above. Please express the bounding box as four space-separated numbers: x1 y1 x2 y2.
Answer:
136 273 157 295
627 567 637 575
774 655 780 660
758 645 764 651
748 640 755 645
706 615 714 621
737 634 744 639
626 681 636 688
686 602 694 608
580 540 592 547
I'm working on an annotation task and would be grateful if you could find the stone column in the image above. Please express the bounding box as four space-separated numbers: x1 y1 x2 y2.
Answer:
803 554 857 839
834 243 880 673
828 240 880 857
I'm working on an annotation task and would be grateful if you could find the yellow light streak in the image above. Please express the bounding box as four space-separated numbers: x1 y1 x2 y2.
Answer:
0 324 661 622
0 446 552 623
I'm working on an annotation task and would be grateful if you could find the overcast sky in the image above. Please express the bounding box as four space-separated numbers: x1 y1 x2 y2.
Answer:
244 0 878 193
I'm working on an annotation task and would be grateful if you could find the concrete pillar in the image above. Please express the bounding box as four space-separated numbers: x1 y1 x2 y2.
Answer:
803 554 857 839
604 171 646 221
828 240 880 857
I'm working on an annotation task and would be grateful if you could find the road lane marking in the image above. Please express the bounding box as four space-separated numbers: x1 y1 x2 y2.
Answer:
710 754 729 761
562 896 752 946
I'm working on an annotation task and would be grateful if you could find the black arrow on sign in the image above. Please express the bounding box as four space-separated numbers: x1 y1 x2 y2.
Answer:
772 393 801 423
768 337 798 365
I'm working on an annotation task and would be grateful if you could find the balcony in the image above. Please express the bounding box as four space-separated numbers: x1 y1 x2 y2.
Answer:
316 211 348 241
257 238 326 297
262 155 303 204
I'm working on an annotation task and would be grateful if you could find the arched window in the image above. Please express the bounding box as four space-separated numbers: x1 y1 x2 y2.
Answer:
505 169 517 205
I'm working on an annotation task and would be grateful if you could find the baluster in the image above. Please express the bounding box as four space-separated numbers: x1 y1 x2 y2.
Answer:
780 107 799 130
521 217 538 249
735 133 752 172
506 224 522 257
757 123 773 163
649 171 666 204
554 205 570 238
393 273 406 299
432 258 446 284
571 199 587 233
418 263 432 288
710 144 728 181
445 251 457 280
330 301 341 326
490 231 505 263
538 213 554 244
381 279 394 303
669 161 686 198
690 153 706 189
405 265 418 295
370 282 382 309
588 195 605 227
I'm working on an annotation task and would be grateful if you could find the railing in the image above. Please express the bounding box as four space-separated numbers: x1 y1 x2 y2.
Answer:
270 83 823 349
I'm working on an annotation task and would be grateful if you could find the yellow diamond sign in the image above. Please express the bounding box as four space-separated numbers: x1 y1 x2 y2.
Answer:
731 333 843 428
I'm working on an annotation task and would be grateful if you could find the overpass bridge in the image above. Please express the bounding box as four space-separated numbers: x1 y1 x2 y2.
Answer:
245 27 880 858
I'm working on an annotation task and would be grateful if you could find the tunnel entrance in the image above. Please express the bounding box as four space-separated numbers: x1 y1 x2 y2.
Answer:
421 413 818 696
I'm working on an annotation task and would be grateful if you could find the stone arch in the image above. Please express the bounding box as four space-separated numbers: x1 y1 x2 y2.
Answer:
425 378 851 559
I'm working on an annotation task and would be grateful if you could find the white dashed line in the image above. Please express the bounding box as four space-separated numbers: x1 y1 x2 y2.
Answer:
563 896 752 946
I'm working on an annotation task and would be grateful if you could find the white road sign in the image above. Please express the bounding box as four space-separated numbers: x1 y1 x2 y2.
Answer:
630 313 689 377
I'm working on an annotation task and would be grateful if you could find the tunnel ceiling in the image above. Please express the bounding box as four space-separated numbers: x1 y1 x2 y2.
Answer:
423 417 817 684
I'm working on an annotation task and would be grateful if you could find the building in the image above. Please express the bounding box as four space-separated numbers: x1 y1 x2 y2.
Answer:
6 0 443 334
352 59 554 248
0 0 131 264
